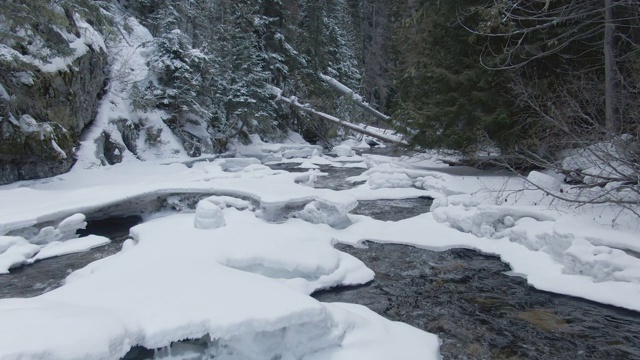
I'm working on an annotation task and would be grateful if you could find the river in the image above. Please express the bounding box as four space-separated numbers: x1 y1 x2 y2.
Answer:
1 155 639 359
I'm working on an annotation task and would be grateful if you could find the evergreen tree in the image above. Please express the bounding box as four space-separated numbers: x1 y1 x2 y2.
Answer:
206 1 276 137
391 0 516 154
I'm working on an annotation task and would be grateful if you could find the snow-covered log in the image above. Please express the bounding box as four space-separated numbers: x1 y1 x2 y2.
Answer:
269 86 407 145
319 74 391 122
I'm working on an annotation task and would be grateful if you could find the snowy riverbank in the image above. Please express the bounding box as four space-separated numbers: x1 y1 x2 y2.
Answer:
0 135 638 359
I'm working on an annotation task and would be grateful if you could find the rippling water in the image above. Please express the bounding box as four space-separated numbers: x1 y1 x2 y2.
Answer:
314 242 640 359
1 156 639 360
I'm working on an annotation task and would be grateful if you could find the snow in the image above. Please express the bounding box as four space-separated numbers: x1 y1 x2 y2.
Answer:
0 237 40 274
6 14 108 74
321 303 441 360
194 200 226 229
319 74 391 123
1 3 638 357
2 12 640 351
340 138 370 151
319 74 364 103
268 85 406 145
1 132 640 358
526 170 562 191
18 114 53 135
294 199 356 228
333 144 355 157
74 10 188 170
15 71 34 85
0 83 10 100
32 235 111 261
0 208 397 360
0 213 108 274
50 139 67 159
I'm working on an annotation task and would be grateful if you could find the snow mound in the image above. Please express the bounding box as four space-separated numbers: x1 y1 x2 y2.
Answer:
203 195 253 210
32 213 87 245
221 158 262 172
432 204 557 238
0 236 40 274
323 303 441 360
333 145 355 157
340 138 371 151
432 202 640 286
564 239 640 283
0 213 102 274
194 200 226 229
33 235 111 261
368 172 414 189
131 303 440 360
526 171 562 191
283 148 319 159
294 170 322 187
0 209 391 359
294 199 356 228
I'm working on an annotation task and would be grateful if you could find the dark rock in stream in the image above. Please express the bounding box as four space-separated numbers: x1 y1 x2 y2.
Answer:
313 242 640 360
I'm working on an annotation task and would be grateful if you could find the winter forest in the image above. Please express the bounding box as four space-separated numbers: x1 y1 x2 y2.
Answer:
1 1 640 359
2 0 640 181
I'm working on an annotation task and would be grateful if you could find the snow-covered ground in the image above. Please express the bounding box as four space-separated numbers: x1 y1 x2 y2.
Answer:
1 8 639 358
0 134 639 359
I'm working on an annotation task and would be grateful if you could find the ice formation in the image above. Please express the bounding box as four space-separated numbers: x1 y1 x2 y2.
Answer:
0 132 639 359
0 213 105 274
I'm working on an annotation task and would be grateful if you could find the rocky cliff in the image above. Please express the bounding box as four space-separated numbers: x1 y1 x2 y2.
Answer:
0 12 108 185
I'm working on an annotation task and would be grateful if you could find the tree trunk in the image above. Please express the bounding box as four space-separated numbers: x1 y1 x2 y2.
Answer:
604 0 617 136
320 74 391 122
269 86 407 145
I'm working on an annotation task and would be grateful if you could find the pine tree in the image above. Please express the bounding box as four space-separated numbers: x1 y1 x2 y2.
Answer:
391 0 515 154
206 1 276 137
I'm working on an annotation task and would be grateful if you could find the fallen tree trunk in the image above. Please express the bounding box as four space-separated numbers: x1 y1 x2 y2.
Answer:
319 74 391 123
269 86 407 146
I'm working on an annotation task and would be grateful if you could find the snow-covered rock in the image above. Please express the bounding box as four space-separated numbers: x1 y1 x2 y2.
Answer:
30 213 87 245
282 148 319 159
204 196 253 210
221 158 262 172
32 235 110 261
295 199 356 228
0 226 109 274
563 239 640 283
194 200 226 229
333 145 355 157
368 172 414 190
527 171 562 191
341 138 371 151
0 236 39 274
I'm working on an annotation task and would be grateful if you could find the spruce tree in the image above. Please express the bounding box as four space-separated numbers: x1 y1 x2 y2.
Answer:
391 0 515 154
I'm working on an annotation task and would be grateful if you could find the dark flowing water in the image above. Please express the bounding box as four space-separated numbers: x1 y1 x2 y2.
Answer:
1 158 639 360
310 159 640 360
314 242 640 359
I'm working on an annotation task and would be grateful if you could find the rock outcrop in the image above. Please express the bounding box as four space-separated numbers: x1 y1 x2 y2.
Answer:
0 39 107 184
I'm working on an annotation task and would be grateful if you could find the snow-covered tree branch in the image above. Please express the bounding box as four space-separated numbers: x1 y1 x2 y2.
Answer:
269 86 407 145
